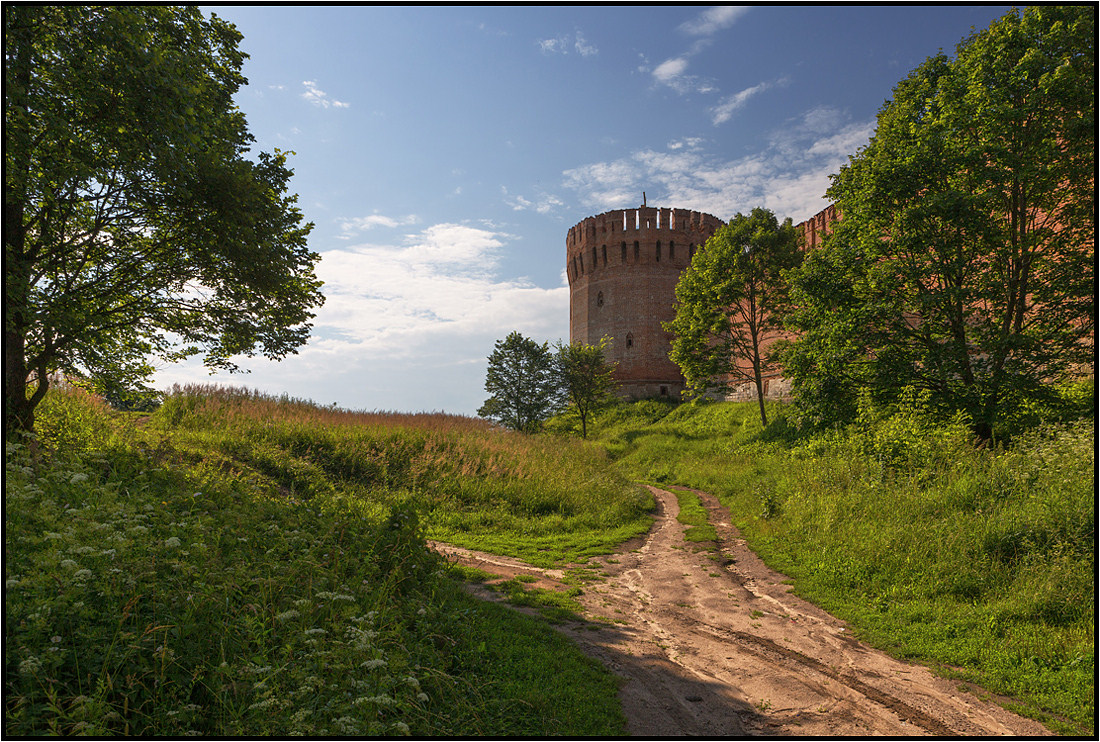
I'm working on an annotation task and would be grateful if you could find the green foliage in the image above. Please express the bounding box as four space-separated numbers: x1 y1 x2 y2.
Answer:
478 332 562 433
553 336 619 439
3 5 322 436
5 386 632 736
666 207 802 426
782 6 1096 438
588 397 1095 734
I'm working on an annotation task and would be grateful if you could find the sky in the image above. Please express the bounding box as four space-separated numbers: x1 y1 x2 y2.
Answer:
154 5 1017 415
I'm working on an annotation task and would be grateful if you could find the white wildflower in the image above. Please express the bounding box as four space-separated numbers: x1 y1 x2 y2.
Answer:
275 609 300 622
164 537 182 549
361 658 387 670
69 473 88 484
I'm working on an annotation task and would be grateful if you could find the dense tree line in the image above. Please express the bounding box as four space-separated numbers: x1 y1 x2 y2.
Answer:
668 5 1094 439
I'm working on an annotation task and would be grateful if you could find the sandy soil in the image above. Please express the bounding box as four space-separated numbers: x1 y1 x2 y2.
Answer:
431 485 1053 737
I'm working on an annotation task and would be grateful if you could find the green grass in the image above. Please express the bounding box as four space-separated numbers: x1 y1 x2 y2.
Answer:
152 384 655 568
576 389 1095 736
4 385 629 736
673 489 717 544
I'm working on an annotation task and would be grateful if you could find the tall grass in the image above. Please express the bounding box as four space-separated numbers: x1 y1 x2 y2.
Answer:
4 385 631 736
585 390 1095 735
154 384 654 566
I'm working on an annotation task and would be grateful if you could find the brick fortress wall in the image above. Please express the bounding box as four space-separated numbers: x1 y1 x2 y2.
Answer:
567 203 840 400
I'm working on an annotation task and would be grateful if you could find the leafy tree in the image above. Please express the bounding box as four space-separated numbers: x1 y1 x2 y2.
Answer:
554 337 619 439
666 208 802 427
781 6 1095 438
3 6 323 436
478 332 561 433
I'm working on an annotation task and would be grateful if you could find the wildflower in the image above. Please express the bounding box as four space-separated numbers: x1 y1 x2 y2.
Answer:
275 609 300 622
361 658 387 670
404 676 420 689
164 536 182 549
18 656 42 676
51 636 62 644
304 628 327 636
417 692 429 703
392 721 410 735
69 473 88 484
72 569 93 582
353 694 394 707
334 717 361 735
59 559 78 570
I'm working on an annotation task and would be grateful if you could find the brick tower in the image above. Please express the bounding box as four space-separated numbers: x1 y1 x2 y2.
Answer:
566 204 724 398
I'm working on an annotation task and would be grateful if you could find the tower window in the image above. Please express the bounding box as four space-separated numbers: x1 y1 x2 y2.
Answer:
602 245 607 265
669 241 675 260
621 241 627 262
596 291 604 307
634 241 640 261
656 241 661 262
626 332 633 349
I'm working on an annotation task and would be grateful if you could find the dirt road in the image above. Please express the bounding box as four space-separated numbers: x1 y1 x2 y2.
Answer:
432 485 1052 736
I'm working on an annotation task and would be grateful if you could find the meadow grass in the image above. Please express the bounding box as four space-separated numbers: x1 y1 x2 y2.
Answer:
4 385 631 736
580 389 1095 736
154 384 654 567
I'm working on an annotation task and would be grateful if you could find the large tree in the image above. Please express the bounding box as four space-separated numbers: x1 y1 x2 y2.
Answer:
781 5 1095 437
4 6 323 436
666 208 802 427
478 332 562 433
554 336 619 439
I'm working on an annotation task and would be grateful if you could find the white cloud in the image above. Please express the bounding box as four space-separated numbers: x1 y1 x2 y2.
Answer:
152 223 569 415
502 187 565 215
301 80 350 109
678 6 750 36
653 57 689 84
538 30 598 57
312 224 566 359
561 108 875 223
710 77 788 125
651 7 750 94
650 56 718 95
336 214 419 240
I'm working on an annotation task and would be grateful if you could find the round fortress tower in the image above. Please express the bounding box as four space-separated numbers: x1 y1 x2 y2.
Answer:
566 205 724 399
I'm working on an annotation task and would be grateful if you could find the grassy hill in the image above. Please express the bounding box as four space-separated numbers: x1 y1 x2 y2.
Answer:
4 384 645 736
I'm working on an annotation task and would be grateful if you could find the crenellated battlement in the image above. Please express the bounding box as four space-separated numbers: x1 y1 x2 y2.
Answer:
566 207 724 283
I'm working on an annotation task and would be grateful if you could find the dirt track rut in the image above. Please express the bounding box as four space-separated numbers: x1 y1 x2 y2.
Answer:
432 485 1052 737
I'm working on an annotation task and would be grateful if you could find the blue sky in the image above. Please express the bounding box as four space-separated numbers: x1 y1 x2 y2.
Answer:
155 5 1015 415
